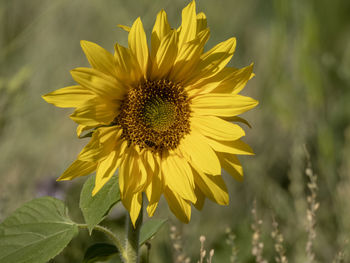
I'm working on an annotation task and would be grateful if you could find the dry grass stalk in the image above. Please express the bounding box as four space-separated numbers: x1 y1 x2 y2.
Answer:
198 235 206 263
197 235 214 263
251 200 268 263
208 249 214 263
271 217 288 263
331 240 348 263
169 225 190 263
225 227 239 263
304 147 319 263
332 250 346 263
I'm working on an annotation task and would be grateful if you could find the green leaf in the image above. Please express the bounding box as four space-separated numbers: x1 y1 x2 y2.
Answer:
139 219 167 246
0 197 78 263
80 174 120 233
83 243 119 263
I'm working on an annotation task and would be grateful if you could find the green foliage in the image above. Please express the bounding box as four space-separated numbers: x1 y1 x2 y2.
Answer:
139 219 167 246
0 175 168 263
80 174 120 233
0 197 78 263
83 243 119 263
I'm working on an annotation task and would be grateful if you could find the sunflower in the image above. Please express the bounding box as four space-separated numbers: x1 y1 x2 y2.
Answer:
43 0 258 225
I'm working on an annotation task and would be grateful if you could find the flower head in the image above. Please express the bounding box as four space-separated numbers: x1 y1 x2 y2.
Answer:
43 0 258 225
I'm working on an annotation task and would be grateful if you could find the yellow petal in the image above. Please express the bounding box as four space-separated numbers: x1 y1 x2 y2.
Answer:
164 187 191 223
133 153 149 193
151 9 171 59
57 160 97 181
78 131 101 160
145 153 162 216
170 38 200 80
70 98 118 126
114 43 142 84
42 85 95 108
192 166 229 205
92 150 121 195
191 93 259 117
80 40 116 77
117 24 131 32
223 116 252 128
178 0 197 48
146 201 159 218
176 29 209 64
151 30 177 79
70 67 124 100
212 64 254 95
122 191 143 227
187 67 235 96
170 28 209 81
146 161 163 217
217 152 244 182
78 127 121 162
196 12 207 33
77 124 95 138
179 132 221 175
191 37 236 82
193 186 205 210
203 138 255 155
188 64 253 96
128 17 149 77
122 147 149 195
201 37 236 71
144 150 157 173
162 154 196 203
119 148 144 198
116 140 130 196
118 151 129 199
229 64 254 95
192 115 245 141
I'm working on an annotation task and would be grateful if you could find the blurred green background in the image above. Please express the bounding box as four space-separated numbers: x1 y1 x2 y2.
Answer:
1 0 350 262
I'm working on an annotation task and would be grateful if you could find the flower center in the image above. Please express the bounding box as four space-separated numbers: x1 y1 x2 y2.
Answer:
142 98 176 132
116 80 191 153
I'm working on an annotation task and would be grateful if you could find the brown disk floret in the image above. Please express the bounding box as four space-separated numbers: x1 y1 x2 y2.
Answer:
116 79 191 153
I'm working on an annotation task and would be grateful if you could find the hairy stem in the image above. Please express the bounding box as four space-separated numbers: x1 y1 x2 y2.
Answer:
124 206 143 263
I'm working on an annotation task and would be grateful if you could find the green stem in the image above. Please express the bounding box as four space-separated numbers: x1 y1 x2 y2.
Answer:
124 206 143 263
77 224 126 260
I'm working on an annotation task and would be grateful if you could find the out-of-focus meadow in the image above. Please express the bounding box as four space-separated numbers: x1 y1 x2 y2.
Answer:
1 0 350 262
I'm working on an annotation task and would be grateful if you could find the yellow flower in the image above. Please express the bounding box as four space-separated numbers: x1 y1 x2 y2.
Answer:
42 0 258 225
